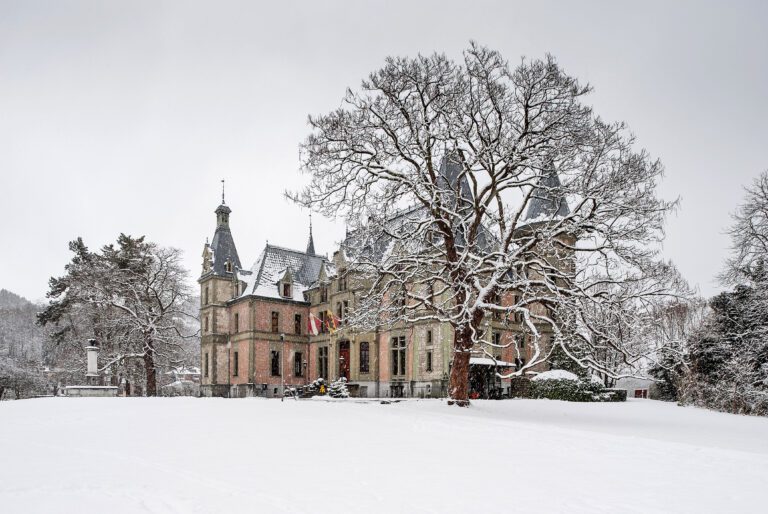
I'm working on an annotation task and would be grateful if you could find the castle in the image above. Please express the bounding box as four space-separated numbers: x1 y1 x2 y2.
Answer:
199 160 567 398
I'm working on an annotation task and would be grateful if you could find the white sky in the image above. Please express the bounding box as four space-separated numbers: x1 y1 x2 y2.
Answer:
1 0 766 302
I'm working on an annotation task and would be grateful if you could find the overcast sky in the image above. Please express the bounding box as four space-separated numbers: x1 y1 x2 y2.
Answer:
1 0 766 302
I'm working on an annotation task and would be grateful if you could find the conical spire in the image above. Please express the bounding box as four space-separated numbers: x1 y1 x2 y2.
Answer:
523 168 570 221
207 182 241 276
437 152 473 206
306 214 316 256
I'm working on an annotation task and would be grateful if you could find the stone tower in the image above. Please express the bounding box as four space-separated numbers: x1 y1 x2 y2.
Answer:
199 185 241 397
520 167 575 267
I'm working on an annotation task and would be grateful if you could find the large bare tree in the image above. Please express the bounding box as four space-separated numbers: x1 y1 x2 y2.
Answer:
291 43 676 405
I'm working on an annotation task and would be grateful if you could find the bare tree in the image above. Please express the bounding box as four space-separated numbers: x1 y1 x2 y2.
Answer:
291 43 676 405
722 171 768 285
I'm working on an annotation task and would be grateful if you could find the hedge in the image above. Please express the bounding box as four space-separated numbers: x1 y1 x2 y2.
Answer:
529 378 626 402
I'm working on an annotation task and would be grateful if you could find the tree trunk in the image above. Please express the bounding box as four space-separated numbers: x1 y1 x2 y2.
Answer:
143 350 157 397
448 326 473 407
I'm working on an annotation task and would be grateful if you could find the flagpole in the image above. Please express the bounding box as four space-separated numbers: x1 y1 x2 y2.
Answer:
280 333 285 402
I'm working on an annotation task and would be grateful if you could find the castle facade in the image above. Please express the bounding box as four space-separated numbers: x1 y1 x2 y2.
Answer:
200 163 564 398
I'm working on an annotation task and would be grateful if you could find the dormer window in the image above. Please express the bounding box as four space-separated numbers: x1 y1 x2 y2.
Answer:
225 260 233 273
278 269 293 299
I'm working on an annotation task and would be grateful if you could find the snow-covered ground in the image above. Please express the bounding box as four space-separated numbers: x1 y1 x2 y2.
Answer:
1 397 766 514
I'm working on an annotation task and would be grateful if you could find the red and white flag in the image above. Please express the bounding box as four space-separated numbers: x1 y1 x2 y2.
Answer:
307 312 321 336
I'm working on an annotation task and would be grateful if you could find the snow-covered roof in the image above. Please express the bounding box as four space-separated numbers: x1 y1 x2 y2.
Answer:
614 377 655 390
341 154 496 265
236 244 330 302
531 370 579 381
523 168 570 222
469 357 516 367
165 366 201 376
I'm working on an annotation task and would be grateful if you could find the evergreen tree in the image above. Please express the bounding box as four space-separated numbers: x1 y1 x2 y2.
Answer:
328 377 349 398
38 235 196 396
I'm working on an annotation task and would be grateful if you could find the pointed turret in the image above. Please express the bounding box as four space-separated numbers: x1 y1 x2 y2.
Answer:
523 168 570 221
437 152 473 207
205 182 241 277
306 214 316 256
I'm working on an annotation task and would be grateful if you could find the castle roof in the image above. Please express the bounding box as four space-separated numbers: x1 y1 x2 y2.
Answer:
236 244 331 302
523 169 570 222
207 203 241 277
340 153 494 263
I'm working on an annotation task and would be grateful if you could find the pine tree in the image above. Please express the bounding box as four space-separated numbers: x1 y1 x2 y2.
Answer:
328 377 349 398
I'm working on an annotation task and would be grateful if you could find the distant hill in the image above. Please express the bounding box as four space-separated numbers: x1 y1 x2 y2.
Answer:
0 289 43 362
0 289 34 310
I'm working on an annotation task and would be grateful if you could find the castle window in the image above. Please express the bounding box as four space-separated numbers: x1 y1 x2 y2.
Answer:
319 311 327 333
271 350 280 376
318 346 329 379
336 302 342 323
512 295 524 323
360 342 370 373
234 313 239 333
204 353 209 377
489 290 501 320
426 330 433 347
391 336 406 377
204 316 209 333
493 332 501 347
343 300 349 324
233 351 239 377
225 260 233 273
294 314 302 335
546 305 557 324
294 352 303 377
282 283 291 298
338 270 347 291
320 285 328 303
205 286 209 305
271 312 279 333
426 351 433 372
398 286 407 313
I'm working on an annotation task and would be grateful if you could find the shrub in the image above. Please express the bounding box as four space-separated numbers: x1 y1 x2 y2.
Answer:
328 377 350 398
604 388 628 402
529 370 626 402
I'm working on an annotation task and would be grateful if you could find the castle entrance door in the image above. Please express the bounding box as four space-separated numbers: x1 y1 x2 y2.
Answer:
338 341 350 380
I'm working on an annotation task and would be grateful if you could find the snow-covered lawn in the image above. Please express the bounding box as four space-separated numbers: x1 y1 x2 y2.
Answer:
1 398 766 513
